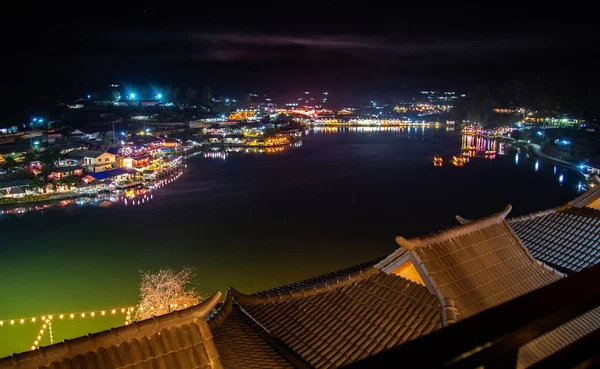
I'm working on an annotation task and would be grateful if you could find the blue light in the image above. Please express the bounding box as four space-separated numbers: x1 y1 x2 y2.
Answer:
32 118 37 122
130 93 136 99
121 131 126 136
515 153 519 164
536 131 543 136
579 164 585 170
33 141 40 145
38 118 43 123
225 98 230 103
156 93 162 99
559 174 564 184
87 94 91 99
535 160 539 171
561 140 570 145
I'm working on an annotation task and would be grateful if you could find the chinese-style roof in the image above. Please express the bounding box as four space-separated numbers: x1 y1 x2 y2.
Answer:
230 268 442 369
0 292 224 369
509 208 600 273
2 203 599 369
507 185 600 274
209 293 293 369
396 205 563 322
255 257 385 297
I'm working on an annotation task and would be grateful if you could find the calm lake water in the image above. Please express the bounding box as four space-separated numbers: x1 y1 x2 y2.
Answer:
0 127 584 355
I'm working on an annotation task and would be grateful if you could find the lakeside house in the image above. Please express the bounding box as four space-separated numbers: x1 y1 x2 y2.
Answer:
85 167 138 183
3 189 600 368
0 179 29 197
47 165 83 180
67 149 117 173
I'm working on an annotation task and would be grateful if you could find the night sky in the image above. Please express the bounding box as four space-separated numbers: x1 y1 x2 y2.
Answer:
1 4 598 114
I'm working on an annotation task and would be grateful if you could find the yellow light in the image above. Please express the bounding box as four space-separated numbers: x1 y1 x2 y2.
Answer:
10 320 14 325
31 318 36 323
34 340 39 345
0 321 3 326
45 319 50 324
40 330 44 334
129 307 134 311
48 315 53 320
31 346 36 351
42 324 47 329
125 321 129 325
81 313 85 318
69 314 74 319
121 308 125 313
37 336 41 340
184 304 188 308
126 311 131 316
91 312 95 317
150 307 154 311
159 305 163 309
20 319 24 324
101 311 106 316
111 309 116 314
139 307 144 311
59 315 64 319
41 316 46 321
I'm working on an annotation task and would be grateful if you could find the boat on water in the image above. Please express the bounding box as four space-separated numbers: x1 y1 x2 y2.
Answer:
433 155 443 167
452 156 466 167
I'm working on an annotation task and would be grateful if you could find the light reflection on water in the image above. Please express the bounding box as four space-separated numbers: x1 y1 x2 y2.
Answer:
0 125 587 356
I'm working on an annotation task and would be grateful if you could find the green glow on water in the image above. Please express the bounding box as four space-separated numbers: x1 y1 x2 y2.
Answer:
0 131 580 357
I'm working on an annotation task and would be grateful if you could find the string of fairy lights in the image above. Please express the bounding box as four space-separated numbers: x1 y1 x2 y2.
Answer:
0 303 191 351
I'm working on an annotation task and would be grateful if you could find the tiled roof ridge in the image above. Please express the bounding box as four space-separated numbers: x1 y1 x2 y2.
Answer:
568 180 600 208
254 256 386 296
396 205 513 250
507 207 561 223
0 291 222 369
563 206 600 218
207 290 233 330
230 267 381 305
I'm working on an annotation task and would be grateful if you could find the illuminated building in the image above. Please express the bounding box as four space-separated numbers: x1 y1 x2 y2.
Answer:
4 189 600 368
67 150 117 173
228 110 258 121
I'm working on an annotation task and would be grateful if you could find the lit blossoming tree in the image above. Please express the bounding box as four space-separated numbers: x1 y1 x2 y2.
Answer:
133 267 202 321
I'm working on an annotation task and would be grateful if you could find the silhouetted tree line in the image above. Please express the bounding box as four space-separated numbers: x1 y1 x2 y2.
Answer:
453 77 600 126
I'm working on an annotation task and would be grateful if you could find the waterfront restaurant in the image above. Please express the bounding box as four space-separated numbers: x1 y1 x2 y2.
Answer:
2 190 600 368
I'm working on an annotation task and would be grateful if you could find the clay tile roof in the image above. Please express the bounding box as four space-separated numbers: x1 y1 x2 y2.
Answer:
509 208 600 274
232 270 442 369
396 205 564 321
0 292 224 369
209 292 293 369
255 257 385 297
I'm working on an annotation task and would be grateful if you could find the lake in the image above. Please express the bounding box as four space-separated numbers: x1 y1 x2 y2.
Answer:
0 126 584 356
